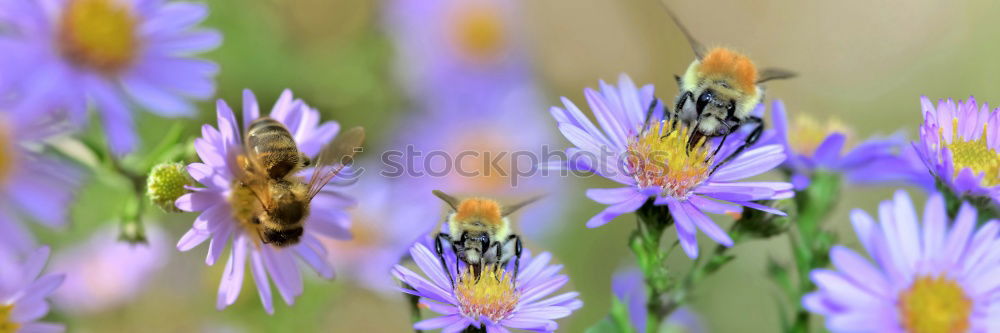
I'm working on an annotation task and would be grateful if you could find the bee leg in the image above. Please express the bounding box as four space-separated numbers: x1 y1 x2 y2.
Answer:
711 116 764 174
708 122 738 162
675 91 693 121
475 237 490 283
434 233 455 288
511 235 523 288
492 241 504 282
299 152 311 167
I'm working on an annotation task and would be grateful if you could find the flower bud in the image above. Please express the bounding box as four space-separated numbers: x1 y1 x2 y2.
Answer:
146 162 192 212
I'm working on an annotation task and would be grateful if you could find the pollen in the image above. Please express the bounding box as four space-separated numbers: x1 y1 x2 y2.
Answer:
455 199 503 226
626 121 712 199
58 0 138 74
449 4 506 64
698 48 758 94
454 266 520 322
898 275 971 333
944 121 1000 187
0 121 15 187
0 304 19 333
788 114 854 157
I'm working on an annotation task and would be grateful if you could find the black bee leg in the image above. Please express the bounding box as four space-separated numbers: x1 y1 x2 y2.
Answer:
511 236 523 288
492 241 504 282
674 91 693 122
475 237 490 283
708 122 739 162
711 116 764 174
644 99 660 130
434 233 454 288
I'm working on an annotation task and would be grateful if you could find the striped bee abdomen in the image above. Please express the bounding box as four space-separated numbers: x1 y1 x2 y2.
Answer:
247 117 303 179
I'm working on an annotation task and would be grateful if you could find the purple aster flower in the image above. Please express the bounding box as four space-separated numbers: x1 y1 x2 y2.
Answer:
323 173 439 295
393 242 582 332
768 100 905 189
383 0 533 110
0 110 82 256
0 0 220 154
549 73 792 258
0 247 65 333
50 226 168 314
174 89 352 313
612 268 706 333
803 190 1000 332
914 96 1000 204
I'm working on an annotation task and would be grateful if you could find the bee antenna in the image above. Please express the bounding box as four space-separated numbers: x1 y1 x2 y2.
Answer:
501 195 544 217
432 190 461 211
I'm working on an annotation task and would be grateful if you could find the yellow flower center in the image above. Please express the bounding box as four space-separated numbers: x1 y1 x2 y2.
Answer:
787 114 853 156
58 0 138 74
449 4 506 64
944 120 999 187
0 304 19 333
0 121 15 187
626 121 712 199
454 266 520 322
898 275 972 333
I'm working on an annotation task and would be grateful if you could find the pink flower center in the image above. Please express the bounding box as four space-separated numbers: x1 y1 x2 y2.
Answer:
625 121 712 199
59 0 138 74
454 266 519 322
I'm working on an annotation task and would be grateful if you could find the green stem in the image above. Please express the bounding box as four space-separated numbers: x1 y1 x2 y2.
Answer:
786 171 841 333
632 200 673 333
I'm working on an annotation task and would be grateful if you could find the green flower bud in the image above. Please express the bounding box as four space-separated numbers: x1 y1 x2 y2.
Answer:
146 162 193 212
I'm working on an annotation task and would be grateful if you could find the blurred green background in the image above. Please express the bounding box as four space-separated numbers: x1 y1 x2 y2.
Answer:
36 0 1000 331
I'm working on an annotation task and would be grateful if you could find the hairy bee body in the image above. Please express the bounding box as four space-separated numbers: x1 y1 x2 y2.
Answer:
676 47 763 138
247 118 309 179
433 191 537 286
241 118 311 247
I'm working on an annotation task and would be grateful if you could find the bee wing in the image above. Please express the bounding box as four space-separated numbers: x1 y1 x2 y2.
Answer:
305 126 365 200
659 2 707 59
757 67 798 83
501 194 544 217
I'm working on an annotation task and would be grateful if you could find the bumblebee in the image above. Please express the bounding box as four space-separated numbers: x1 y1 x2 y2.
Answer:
431 190 539 287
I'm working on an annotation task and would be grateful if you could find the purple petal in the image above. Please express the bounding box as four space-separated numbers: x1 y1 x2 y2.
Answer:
585 191 647 228
812 133 845 167
249 249 274 314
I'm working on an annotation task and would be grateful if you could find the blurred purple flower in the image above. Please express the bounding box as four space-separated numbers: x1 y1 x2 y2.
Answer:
914 97 1000 204
612 268 706 333
0 247 65 333
804 190 1000 332
383 0 533 111
767 100 905 189
50 227 168 314
393 242 582 332
323 173 439 295
549 74 792 258
175 89 352 314
0 0 220 154
0 111 82 256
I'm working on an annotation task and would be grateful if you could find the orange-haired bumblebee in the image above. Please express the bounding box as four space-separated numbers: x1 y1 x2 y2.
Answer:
653 3 796 170
431 190 539 287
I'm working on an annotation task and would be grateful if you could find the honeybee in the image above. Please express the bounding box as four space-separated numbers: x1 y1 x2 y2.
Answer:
234 117 365 247
654 3 795 169
431 190 540 287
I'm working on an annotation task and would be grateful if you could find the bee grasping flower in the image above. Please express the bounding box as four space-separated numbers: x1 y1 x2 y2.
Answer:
804 190 1000 332
0 247 65 333
393 242 581 332
0 0 220 154
175 89 356 313
915 97 1000 204
549 74 792 258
